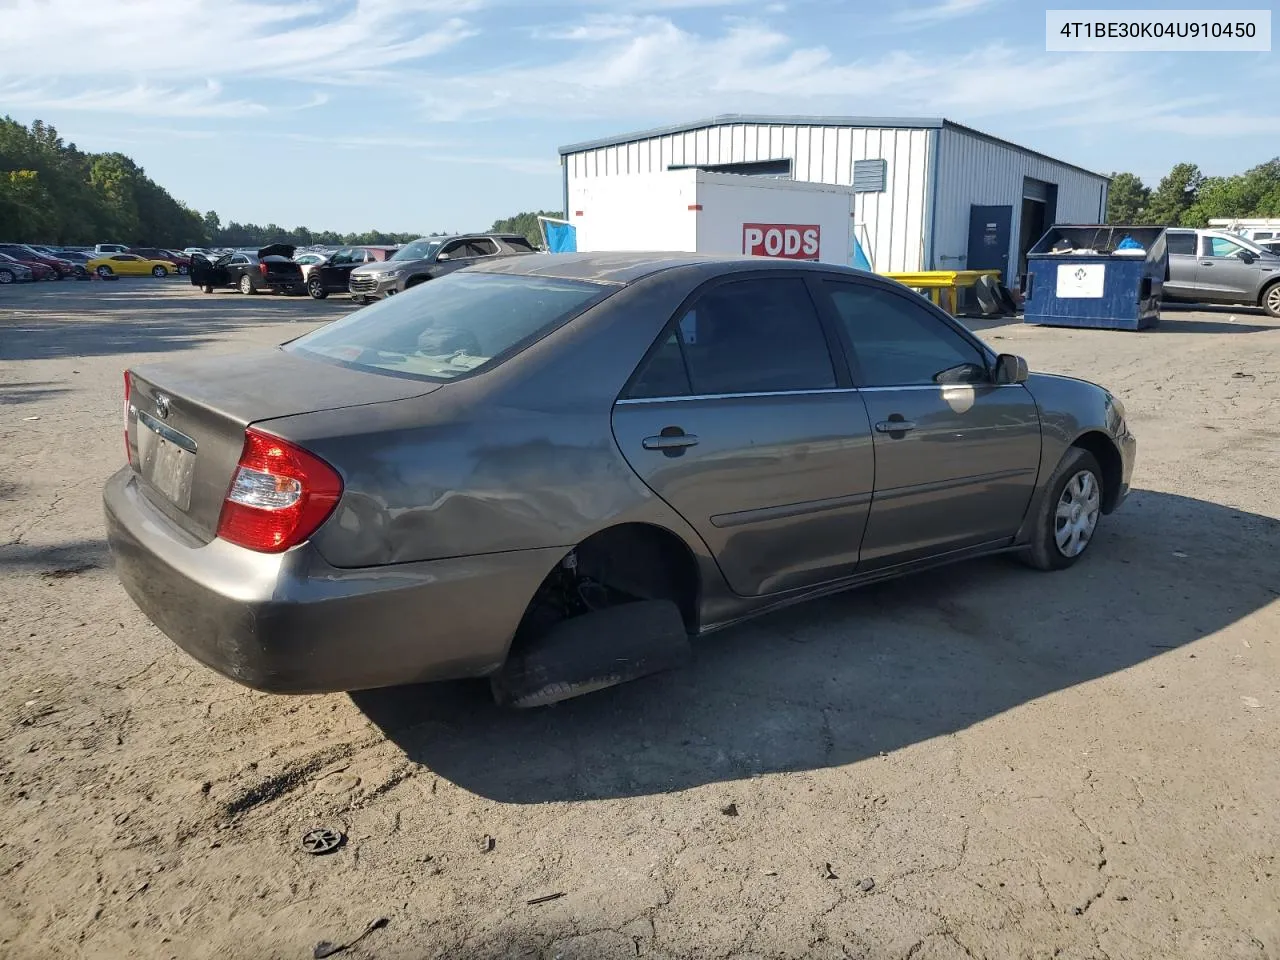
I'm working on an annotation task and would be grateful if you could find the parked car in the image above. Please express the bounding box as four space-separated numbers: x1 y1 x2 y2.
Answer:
303 245 398 300
0 253 35 284
94 243 130 255
130 247 192 276
1256 239 1280 257
0 243 76 279
104 254 1136 705
348 233 536 302
293 251 330 285
0 250 54 280
189 244 304 295
1164 228 1280 317
51 249 95 277
86 253 179 278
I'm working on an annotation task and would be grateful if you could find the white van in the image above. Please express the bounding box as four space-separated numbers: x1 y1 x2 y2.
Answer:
94 243 129 255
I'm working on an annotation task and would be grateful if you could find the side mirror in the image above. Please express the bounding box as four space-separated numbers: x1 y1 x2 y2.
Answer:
436 252 450 262
1237 250 1256 263
993 353 1029 385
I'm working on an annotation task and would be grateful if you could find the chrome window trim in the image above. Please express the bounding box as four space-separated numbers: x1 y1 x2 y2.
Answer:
617 383 1021 404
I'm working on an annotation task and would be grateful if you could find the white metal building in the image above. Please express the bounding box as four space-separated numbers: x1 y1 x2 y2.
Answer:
558 115 1110 279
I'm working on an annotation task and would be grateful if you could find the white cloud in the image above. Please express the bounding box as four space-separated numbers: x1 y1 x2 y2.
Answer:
0 80 266 118
893 0 1001 25
0 0 476 116
414 17 1192 135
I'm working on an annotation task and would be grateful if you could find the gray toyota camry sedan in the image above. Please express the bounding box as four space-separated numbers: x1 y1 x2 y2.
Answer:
105 253 1136 706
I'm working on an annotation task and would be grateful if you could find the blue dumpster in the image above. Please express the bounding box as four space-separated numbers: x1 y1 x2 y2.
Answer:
1022 225 1167 330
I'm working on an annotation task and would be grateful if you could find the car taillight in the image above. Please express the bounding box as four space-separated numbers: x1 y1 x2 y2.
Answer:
259 262 269 277
216 428 342 554
123 371 133 465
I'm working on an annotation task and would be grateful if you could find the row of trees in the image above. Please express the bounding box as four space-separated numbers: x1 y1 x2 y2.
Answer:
0 118 208 247
1 117 559 249
1107 159 1280 226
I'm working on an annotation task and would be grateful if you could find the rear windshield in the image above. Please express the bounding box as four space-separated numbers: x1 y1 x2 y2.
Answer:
286 271 612 382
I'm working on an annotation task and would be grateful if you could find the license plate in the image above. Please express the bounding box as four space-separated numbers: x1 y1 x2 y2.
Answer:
136 410 196 510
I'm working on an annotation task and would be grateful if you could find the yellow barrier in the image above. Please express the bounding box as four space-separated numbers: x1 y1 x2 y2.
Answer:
880 270 1002 315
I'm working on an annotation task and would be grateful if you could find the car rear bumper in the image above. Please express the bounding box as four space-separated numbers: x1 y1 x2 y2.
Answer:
104 468 561 694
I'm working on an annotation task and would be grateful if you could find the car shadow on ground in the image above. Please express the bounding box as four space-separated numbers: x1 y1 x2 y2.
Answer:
0 380 69 405
0 538 111 574
0 285 356 361
353 489 1280 804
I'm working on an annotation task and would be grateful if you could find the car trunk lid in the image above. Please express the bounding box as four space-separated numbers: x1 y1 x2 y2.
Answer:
260 257 303 282
126 348 440 542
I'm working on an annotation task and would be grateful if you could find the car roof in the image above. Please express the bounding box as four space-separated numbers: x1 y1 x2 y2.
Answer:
469 251 873 285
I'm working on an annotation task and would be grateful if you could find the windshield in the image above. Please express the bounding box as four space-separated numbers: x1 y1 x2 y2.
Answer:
1229 234 1268 254
286 270 612 382
391 238 443 262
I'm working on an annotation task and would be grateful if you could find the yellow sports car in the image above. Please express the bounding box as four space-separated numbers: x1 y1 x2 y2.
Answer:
86 253 178 278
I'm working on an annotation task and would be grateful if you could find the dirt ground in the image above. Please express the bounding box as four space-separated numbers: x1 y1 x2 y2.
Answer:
1 280 1277 960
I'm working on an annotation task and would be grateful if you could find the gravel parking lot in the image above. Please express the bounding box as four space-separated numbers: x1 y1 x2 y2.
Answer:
2 279 1278 960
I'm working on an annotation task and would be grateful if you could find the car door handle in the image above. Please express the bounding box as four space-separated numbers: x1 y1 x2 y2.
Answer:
643 433 699 450
875 420 916 434
1200 261 1214 266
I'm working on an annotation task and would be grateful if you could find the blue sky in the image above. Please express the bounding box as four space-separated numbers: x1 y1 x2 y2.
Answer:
2 0 1277 234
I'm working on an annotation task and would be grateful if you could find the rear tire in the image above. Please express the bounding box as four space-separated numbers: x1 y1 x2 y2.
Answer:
307 277 328 300
0 269 13 284
239 273 255 295
95 265 113 277
177 264 188 276
201 284 214 294
490 600 690 708
1018 447 1104 571
1261 281 1280 318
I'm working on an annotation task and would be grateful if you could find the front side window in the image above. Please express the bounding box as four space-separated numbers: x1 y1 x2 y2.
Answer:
287 271 611 382
823 281 988 387
625 277 835 399
439 240 471 259
1206 236 1246 258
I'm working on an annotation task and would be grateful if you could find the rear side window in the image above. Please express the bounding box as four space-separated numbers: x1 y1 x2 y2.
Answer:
504 237 537 253
626 277 835 398
287 271 610 382
823 281 987 387
1166 233 1195 256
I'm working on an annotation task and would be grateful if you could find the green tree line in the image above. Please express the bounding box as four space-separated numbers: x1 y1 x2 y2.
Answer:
1107 159 1280 227
2 116 560 249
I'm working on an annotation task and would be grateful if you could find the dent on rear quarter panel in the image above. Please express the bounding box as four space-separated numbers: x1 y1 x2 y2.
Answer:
266 270 714 569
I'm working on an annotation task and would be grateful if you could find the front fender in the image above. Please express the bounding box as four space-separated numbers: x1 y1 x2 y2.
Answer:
1014 373 1131 542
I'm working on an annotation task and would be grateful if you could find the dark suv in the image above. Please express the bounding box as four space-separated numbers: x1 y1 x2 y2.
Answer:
348 233 536 301
305 246 399 300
